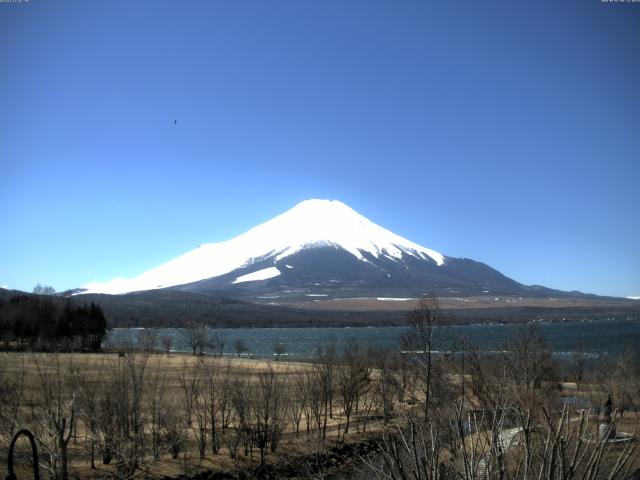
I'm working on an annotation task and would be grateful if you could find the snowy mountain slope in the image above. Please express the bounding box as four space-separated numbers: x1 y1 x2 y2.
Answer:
80 199 446 295
172 244 532 301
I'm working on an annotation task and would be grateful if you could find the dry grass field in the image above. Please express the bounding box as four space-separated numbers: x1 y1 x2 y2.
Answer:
0 351 391 479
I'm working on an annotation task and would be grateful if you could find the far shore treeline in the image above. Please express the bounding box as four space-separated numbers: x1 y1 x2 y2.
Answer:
0 292 106 351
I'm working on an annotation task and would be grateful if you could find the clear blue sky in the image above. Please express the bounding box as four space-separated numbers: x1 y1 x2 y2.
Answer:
1 0 639 297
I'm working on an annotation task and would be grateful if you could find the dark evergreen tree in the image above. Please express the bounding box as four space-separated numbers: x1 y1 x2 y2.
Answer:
0 294 108 351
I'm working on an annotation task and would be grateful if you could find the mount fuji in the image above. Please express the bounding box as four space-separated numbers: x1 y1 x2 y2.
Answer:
78 199 570 303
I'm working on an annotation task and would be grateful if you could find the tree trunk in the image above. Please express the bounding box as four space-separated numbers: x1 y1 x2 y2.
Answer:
58 425 69 480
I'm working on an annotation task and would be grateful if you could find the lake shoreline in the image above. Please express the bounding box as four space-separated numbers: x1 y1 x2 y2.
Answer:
104 318 640 358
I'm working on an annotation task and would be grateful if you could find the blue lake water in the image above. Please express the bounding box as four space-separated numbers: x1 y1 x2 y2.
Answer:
104 319 640 359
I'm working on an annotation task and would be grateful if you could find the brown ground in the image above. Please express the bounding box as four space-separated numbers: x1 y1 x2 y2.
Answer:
281 295 637 311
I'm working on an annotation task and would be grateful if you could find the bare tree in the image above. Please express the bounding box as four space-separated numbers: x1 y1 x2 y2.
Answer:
33 284 56 295
373 350 397 423
77 362 102 469
218 360 233 434
123 348 150 475
253 363 286 464
31 353 79 480
402 294 440 421
193 359 208 459
93 348 153 478
289 370 308 438
138 328 158 352
161 409 185 460
201 357 221 453
181 322 207 356
336 340 370 434
234 338 248 357
228 372 251 459
274 342 286 361
307 366 329 440
212 332 225 357
600 347 637 420
317 343 336 420
178 358 199 428
145 358 168 460
161 335 172 356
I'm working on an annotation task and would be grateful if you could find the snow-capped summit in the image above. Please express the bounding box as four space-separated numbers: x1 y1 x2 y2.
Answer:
244 199 444 265
81 199 445 295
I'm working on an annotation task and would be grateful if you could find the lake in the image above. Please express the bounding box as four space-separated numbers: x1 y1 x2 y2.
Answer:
104 318 640 359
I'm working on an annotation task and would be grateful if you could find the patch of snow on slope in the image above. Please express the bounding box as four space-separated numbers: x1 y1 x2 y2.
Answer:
627 296 640 300
81 199 444 295
376 297 415 302
233 267 281 284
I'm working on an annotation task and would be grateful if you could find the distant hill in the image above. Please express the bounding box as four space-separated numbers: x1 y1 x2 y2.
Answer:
3 287 638 328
